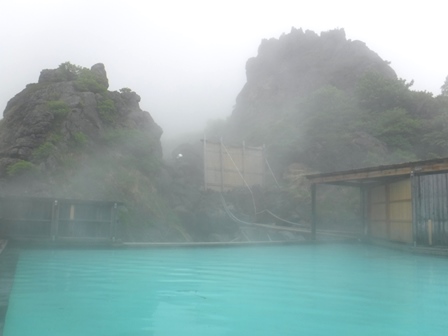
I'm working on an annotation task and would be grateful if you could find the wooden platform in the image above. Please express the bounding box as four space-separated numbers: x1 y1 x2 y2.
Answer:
369 239 448 257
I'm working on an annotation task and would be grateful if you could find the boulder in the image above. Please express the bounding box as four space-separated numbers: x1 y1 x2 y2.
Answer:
90 63 109 89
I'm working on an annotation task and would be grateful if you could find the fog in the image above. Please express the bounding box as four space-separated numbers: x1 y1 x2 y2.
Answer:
1 0 447 140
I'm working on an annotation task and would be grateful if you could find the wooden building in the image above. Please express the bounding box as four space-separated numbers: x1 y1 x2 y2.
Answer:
0 197 121 242
306 158 448 246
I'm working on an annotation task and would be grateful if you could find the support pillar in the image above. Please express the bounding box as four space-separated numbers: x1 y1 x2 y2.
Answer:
311 183 317 240
360 185 367 239
110 203 117 242
51 200 59 241
220 138 224 192
410 172 419 246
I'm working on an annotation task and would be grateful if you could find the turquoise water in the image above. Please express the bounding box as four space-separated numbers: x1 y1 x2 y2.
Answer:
3 244 448 335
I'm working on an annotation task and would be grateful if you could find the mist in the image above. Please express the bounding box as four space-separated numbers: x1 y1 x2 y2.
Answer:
1 0 447 143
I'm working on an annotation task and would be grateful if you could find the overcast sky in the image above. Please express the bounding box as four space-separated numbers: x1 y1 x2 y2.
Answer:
1 0 446 140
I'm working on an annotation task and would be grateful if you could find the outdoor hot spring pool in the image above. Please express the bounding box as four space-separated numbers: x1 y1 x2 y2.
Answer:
2 243 448 335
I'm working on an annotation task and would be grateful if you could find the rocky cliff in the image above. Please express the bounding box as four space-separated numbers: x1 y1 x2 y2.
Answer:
0 62 162 180
227 28 395 140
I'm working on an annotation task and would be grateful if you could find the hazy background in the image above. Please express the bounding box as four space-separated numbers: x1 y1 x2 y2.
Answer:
1 0 446 140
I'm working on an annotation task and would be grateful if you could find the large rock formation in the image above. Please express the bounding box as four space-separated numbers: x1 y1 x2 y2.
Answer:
0 63 162 181
228 28 396 137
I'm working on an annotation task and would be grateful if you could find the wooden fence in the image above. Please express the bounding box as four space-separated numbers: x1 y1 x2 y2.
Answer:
0 197 120 242
203 140 265 191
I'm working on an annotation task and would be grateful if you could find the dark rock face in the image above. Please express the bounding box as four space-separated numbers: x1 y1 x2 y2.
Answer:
229 28 396 134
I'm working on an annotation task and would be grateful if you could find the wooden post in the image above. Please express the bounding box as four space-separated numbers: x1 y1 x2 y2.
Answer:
242 141 246 184
51 200 59 241
360 185 367 239
385 184 390 240
203 134 207 191
411 172 419 246
311 183 317 240
70 205 75 220
110 203 117 242
262 144 266 187
69 204 75 237
428 219 433 245
220 138 224 192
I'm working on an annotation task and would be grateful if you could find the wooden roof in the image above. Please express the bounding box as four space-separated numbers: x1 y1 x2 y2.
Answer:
306 157 448 185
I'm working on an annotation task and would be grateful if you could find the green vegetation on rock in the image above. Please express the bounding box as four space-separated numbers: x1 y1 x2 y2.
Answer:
47 100 70 118
56 62 107 94
97 98 117 123
71 132 88 148
74 71 107 93
7 160 37 177
33 142 56 161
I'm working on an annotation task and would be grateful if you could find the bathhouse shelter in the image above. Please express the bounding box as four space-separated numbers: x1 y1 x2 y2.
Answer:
307 157 448 246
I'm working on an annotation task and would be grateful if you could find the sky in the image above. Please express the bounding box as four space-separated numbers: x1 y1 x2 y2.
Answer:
1 0 447 141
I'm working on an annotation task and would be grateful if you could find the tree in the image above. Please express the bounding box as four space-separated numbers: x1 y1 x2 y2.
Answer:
441 76 448 96
356 71 413 112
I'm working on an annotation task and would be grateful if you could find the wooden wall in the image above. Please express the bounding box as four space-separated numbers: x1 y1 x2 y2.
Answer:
414 173 448 246
368 179 413 243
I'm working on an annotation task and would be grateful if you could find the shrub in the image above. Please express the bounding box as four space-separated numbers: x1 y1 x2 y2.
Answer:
58 62 85 76
71 132 88 148
47 100 70 118
7 160 37 177
33 142 56 161
97 98 117 123
74 69 107 94
48 133 62 144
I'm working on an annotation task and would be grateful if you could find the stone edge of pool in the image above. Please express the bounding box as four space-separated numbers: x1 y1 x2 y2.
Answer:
4 237 448 257
120 240 315 248
6 237 357 249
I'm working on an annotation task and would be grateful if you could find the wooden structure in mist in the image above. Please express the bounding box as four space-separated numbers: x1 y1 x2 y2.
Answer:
0 197 120 242
306 158 448 246
203 139 265 191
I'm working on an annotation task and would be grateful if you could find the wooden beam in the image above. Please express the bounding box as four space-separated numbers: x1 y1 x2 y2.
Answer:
307 162 448 184
309 167 412 184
